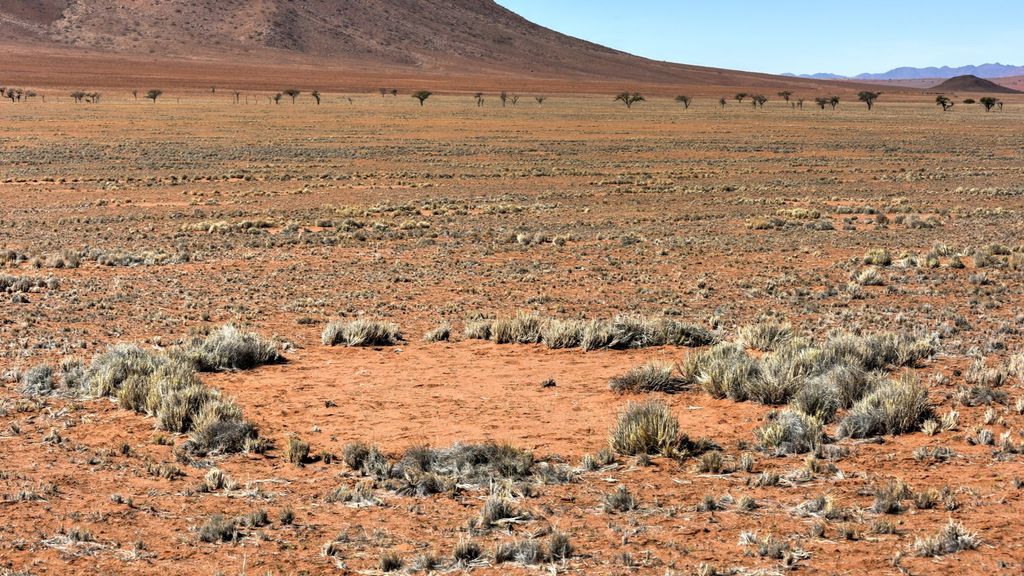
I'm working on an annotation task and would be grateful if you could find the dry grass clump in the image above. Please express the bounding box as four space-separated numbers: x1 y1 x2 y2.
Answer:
180 325 282 371
609 400 680 456
465 313 716 351
609 361 685 394
736 320 793 351
322 319 402 346
755 409 824 455
913 520 980 557
84 338 260 455
837 374 931 438
423 322 451 342
683 343 759 401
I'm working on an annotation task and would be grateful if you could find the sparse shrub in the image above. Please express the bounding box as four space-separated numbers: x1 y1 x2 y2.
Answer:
19 364 55 396
838 375 931 438
285 436 310 465
789 376 840 422
863 248 893 266
490 312 543 344
609 361 684 394
609 400 680 456
737 320 793 351
198 514 238 543
477 495 522 529
463 319 493 340
379 550 403 572
603 485 638 513
540 319 585 348
913 520 980 556
685 343 758 401
423 322 451 342
452 539 482 564
547 531 573 560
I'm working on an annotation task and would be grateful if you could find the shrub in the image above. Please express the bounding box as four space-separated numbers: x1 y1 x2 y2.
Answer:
746 341 821 405
855 267 884 286
423 322 451 342
463 319 493 340
19 364 55 396
838 375 931 438
863 248 893 266
379 551 403 572
182 325 281 371
452 539 482 564
540 319 585 349
547 531 573 560
477 495 522 529
609 361 684 394
494 539 545 564
609 400 680 456
756 409 823 455
913 520 980 557
322 319 402 347
285 436 310 465
490 312 543 344
789 376 840 422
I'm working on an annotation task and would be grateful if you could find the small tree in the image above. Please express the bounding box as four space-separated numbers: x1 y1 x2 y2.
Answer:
753 95 768 108
735 92 748 103
935 95 954 112
535 95 547 105
131 89 138 100
857 91 880 110
145 89 162 103
829 96 840 110
233 91 241 104
614 92 645 109
311 90 321 105
675 95 692 109
379 88 387 98
412 90 432 106
390 89 398 97
499 91 508 107
979 97 999 112
796 98 804 109
814 96 829 110
510 94 520 106
283 89 300 104
273 93 282 105
475 92 485 107
777 91 793 103
71 91 86 103
86 92 100 103
719 97 727 108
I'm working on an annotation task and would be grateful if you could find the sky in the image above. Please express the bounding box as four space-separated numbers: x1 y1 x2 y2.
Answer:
494 0 1024 76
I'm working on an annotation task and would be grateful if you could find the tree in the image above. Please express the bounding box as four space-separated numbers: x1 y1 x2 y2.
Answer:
510 94 520 106
735 92 748 103
283 89 300 104
935 95 954 112
979 97 999 112
475 92 485 107
71 91 86 103
857 91 880 110
829 96 840 110
796 98 804 109
777 91 793 103
86 92 100 103
719 97 727 108
500 91 508 107
311 90 321 105
675 95 692 109
535 96 547 105
412 90 432 106
752 95 768 108
233 91 241 104
390 89 398 97
131 89 138 100
145 89 162 103
814 97 829 110
614 92 645 109
273 93 282 105
379 88 387 98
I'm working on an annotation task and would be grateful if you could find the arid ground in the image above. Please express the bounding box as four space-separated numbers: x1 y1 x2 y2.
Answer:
2 92 1024 575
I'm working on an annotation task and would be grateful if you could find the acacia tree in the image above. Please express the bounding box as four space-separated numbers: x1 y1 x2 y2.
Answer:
273 93 282 104
500 91 508 107
979 97 1000 112
935 95 954 112
390 89 398 97
814 96 829 110
753 95 768 108
735 92 748 103
777 91 793 103
283 89 300 104
233 91 241 104
145 89 162 103
614 92 645 109
379 88 387 98
535 95 547 105
311 90 321 105
675 95 692 109
71 91 86 103
796 98 804 109
475 92 485 107
858 91 881 110
829 96 840 110
719 97 727 108
510 94 520 106
412 90 432 106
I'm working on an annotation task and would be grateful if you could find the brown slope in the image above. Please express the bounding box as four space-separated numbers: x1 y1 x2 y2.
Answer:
0 0 906 93
932 75 1021 94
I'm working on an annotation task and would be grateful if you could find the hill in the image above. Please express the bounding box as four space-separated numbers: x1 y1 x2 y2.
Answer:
932 75 1022 94
0 0 884 93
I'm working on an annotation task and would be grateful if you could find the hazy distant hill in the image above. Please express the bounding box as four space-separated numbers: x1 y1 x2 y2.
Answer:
787 63 1024 81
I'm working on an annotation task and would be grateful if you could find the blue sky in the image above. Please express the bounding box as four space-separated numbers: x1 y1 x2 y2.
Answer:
495 1 1024 76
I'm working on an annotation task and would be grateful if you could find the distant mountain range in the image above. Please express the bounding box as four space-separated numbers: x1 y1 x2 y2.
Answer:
784 63 1024 81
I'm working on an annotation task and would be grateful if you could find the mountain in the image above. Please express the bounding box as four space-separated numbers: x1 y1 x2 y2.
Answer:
788 63 1024 81
932 75 1022 94
0 0 881 92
